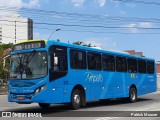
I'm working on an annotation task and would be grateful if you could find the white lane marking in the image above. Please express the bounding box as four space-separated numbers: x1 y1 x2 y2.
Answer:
95 117 119 120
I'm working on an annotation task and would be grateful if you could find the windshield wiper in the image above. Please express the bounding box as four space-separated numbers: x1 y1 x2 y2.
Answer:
23 50 36 66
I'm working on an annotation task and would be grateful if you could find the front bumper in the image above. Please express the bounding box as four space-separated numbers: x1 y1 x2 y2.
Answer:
8 86 65 104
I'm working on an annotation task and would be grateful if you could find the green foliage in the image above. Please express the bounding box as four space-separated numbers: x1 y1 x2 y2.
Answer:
73 41 96 47
0 47 4 56
57 39 60 42
0 43 13 50
0 43 13 82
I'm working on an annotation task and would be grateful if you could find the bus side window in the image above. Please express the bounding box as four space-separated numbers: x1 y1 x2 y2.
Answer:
78 51 86 69
70 49 86 69
102 54 115 71
49 45 68 81
147 60 154 74
116 56 127 72
127 58 137 73
88 52 101 70
138 60 146 74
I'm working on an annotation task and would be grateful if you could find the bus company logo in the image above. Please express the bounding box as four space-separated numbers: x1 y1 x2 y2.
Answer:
130 73 138 78
85 72 103 83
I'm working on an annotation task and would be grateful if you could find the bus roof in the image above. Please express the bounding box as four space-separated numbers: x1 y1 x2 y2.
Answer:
47 40 155 61
13 39 155 61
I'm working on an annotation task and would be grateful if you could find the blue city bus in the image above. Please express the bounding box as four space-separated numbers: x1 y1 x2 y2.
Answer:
8 40 157 109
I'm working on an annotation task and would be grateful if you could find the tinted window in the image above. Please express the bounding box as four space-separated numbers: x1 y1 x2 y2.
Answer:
88 52 101 70
147 61 154 74
51 46 67 72
138 60 146 74
49 45 68 81
70 49 86 69
128 58 137 73
116 57 127 72
102 54 115 71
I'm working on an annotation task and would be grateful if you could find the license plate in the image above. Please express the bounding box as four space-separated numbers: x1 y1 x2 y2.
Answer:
17 96 25 100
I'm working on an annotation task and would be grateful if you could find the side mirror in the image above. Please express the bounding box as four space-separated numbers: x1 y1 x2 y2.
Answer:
3 55 10 72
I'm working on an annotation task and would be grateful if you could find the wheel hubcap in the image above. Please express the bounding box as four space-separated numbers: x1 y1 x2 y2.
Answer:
74 94 80 105
131 91 135 100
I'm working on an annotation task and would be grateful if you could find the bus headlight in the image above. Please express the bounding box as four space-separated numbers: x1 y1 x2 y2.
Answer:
34 85 46 95
40 85 46 91
35 89 40 95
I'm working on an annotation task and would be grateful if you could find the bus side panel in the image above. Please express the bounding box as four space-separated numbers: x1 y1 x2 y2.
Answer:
126 73 157 97
47 66 157 103
144 74 157 94
63 85 74 103
66 70 103 101
91 86 101 100
126 73 145 96
100 72 127 99
48 70 92 103
63 85 91 103
32 86 64 104
137 74 155 95
66 71 130 100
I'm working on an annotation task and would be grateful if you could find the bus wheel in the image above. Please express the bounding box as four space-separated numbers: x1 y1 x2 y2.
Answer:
39 103 50 109
129 87 137 103
71 89 81 110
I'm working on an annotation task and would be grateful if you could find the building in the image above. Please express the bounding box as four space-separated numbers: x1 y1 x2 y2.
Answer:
0 27 2 44
0 14 33 44
124 50 143 56
156 62 160 90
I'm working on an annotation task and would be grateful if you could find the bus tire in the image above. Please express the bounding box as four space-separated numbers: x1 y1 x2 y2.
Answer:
81 91 86 107
71 89 81 110
129 87 137 103
38 103 50 109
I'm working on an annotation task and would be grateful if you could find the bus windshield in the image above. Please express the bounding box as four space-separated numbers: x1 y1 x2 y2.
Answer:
10 51 47 80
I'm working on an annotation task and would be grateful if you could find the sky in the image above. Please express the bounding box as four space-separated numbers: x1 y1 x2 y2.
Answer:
0 0 160 61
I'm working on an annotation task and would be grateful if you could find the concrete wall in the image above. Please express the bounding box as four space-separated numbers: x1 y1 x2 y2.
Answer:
157 73 160 90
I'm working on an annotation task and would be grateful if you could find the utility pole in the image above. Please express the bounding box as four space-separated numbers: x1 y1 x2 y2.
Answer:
15 21 16 44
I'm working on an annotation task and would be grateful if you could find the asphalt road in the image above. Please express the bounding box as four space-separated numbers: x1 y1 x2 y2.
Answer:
0 91 160 120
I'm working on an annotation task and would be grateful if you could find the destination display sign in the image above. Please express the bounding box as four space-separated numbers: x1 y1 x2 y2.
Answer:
12 41 46 51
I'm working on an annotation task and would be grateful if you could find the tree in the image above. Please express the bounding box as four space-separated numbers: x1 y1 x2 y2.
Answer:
73 41 96 47
0 43 13 82
57 39 60 42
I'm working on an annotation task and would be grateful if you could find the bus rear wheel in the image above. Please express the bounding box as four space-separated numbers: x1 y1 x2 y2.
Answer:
129 87 137 103
71 89 81 110
39 103 50 109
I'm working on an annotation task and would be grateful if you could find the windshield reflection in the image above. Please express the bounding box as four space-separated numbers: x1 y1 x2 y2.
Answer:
10 51 47 80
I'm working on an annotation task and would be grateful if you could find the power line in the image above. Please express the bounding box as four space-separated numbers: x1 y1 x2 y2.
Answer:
2 19 160 35
1 5 160 30
1 5 160 36
114 0 160 5
1 19 160 30
1 5 160 23
61 29 160 34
